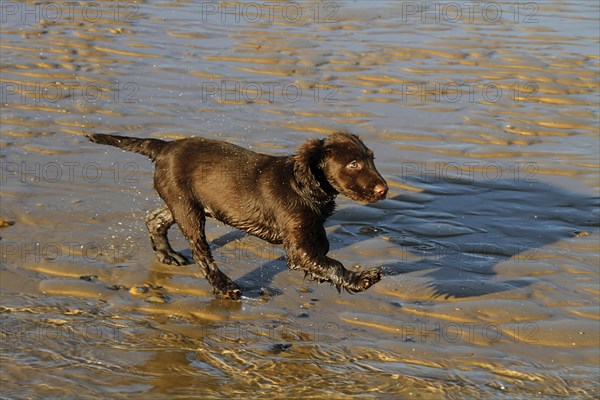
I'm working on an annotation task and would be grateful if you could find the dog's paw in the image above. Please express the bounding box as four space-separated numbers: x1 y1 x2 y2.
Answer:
157 251 190 266
215 283 242 300
345 267 382 293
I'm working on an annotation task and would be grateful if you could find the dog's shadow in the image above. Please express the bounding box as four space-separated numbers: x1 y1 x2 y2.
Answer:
211 176 598 299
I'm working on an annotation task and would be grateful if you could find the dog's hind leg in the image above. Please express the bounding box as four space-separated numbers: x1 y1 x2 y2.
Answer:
160 196 241 299
146 205 190 266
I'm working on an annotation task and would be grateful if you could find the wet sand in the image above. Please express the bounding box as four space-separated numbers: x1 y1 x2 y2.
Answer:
1 0 599 398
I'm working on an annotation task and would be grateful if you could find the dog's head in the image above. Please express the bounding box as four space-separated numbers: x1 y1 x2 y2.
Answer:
294 131 388 204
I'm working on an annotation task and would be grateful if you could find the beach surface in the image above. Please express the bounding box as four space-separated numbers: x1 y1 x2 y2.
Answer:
1 1 599 398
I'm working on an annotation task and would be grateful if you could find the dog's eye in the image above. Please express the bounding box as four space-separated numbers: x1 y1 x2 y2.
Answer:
347 160 360 169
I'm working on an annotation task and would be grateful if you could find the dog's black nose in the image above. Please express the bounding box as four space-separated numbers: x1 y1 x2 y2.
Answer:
373 183 388 199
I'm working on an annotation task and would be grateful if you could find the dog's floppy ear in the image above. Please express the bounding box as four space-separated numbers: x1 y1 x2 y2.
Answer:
293 138 324 190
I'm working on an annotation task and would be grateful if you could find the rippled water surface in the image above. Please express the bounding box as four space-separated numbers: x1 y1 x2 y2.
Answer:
1 1 599 398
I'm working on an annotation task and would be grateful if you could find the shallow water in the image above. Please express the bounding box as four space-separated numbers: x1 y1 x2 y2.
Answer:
1 0 599 398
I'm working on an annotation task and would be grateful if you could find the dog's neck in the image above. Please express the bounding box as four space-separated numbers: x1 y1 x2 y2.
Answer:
290 160 336 213
313 161 338 201
304 165 338 220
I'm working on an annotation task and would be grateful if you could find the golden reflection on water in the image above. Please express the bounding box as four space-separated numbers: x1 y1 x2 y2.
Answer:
1 0 599 398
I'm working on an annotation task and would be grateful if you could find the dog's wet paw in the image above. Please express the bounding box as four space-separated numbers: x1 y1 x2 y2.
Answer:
345 267 382 293
215 283 242 300
157 251 190 266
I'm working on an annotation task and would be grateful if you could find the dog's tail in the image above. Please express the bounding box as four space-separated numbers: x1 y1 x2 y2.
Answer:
84 132 167 161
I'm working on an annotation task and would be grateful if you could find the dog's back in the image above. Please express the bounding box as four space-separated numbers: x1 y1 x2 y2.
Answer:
154 137 286 243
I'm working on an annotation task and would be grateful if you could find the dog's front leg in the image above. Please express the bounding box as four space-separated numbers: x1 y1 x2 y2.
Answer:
283 227 382 293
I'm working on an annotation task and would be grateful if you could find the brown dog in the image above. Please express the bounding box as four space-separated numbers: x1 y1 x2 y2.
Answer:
85 131 388 299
